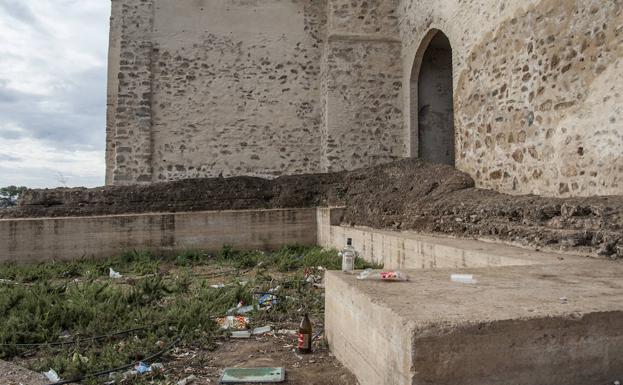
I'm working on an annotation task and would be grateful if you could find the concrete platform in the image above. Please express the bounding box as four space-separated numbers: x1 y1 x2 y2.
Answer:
325 261 623 385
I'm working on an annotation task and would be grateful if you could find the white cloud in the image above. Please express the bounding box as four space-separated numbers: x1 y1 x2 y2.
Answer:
0 136 104 187
0 0 109 187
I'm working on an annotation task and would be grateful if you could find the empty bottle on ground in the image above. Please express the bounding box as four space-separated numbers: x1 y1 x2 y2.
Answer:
341 238 356 273
298 314 313 354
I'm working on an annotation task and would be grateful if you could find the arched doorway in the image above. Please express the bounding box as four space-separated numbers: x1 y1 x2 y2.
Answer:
410 30 454 166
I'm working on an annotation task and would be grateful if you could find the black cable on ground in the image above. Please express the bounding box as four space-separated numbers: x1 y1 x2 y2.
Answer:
0 324 149 348
45 336 181 385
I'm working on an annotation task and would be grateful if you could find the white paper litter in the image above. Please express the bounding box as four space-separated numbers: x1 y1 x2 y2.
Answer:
109 268 122 279
43 369 61 382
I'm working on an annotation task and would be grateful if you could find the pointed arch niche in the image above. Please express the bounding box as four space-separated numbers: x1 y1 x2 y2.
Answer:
409 29 455 166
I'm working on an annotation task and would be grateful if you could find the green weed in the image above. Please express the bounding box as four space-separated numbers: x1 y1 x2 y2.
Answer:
0 245 375 383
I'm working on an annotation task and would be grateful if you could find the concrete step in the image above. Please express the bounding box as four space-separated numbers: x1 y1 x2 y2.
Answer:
325 262 623 385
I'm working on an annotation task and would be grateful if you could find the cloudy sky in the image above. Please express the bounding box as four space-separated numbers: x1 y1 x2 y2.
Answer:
0 0 109 188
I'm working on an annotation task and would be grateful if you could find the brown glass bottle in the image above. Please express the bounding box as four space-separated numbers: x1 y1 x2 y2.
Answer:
297 313 313 354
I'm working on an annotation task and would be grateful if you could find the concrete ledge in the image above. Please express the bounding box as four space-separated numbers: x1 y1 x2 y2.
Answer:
317 211 584 268
326 262 623 385
0 208 317 263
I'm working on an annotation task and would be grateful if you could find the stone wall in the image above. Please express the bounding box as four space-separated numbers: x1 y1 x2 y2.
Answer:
398 0 623 196
320 0 404 172
107 0 328 183
109 0 155 184
106 0 623 197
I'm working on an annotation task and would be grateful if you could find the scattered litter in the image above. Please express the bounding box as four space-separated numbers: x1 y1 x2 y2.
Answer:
109 268 122 279
614 381 620 385
252 325 272 335
277 329 297 336
230 326 272 338
218 315 250 330
451 274 477 284
559 297 568 304
227 302 255 315
258 293 279 307
134 361 164 375
177 375 197 385
220 367 285 383
231 330 252 338
357 269 409 281
135 362 151 374
210 283 226 289
59 330 72 340
72 352 89 364
43 369 61 382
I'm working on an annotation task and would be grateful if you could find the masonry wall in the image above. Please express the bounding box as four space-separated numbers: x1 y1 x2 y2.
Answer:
320 0 404 172
107 0 623 198
399 0 623 196
106 0 327 183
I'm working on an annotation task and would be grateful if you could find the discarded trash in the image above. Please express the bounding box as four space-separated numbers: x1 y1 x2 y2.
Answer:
135 362 151 374
227 305 254 316
220 367 285 383
109 268 122 279
218 315 250 330
340 238 357 273
559 296 568 304
450 274 476 284
298 314 313 354
231 330 252 338
277 329 297 336
59 330 72 340
43 369 61 382
614 381 621 385
357 269 409 281
237 305 254 314
210 283 226 289
134 361 164 375
230 325 272 338
252 325 272 335
177 375 197 385
259 293 279 307
72 352 89 364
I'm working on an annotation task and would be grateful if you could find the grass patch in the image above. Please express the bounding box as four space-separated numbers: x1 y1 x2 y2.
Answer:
0 245 380 383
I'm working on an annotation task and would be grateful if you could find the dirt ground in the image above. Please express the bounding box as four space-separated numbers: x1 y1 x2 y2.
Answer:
3 330 356 385
161 330 357 385
2 159 622 258
1 359 48 385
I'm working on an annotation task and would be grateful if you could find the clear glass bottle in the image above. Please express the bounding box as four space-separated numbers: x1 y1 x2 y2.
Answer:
341 238 356 273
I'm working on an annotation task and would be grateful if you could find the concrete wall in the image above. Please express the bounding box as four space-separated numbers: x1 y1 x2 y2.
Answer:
316 208 580 269
326 262 623 385
0 208 317 263
399 0 623 196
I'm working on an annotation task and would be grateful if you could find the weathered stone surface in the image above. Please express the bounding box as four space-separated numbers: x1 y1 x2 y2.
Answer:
399 0 623 196
106 0 623 198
